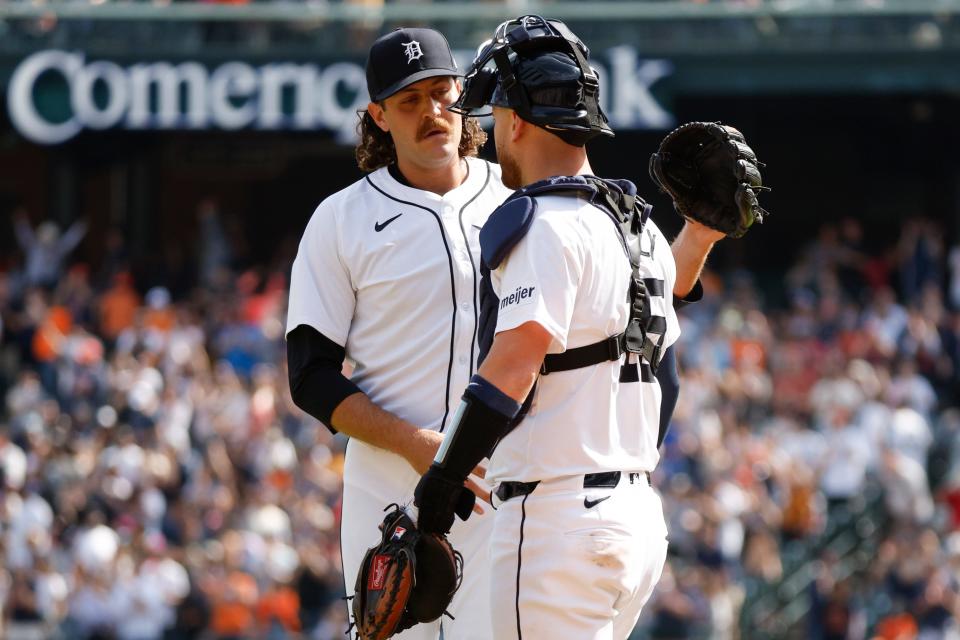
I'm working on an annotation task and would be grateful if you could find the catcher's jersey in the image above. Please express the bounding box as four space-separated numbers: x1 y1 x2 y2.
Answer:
487 194 680 484
286 157 512 433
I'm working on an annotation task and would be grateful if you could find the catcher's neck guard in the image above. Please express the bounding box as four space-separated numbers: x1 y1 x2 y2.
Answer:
449 15 613 147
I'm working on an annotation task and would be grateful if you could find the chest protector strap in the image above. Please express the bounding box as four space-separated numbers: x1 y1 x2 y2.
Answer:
479 175 665 377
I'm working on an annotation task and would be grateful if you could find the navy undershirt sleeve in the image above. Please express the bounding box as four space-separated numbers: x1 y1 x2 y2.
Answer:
287 324 362 433
673 278 704 309
655 345 679 449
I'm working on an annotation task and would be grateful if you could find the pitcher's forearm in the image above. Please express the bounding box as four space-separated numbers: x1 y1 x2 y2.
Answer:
671 221 724 298
331 392 422 460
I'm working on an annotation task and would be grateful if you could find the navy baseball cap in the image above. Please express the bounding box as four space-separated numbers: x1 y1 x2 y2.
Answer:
365 28 460 102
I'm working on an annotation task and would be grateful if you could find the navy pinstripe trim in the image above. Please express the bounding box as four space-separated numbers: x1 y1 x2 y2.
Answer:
457 161 492 376
339 464 353 639
365 175 457 432
516 492 530 639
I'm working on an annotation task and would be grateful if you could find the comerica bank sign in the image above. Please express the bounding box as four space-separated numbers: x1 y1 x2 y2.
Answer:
7 48 674 145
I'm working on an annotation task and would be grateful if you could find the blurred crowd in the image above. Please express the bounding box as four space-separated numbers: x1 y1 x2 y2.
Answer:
1 205 959 640
0 205 346 640
638 217 960 639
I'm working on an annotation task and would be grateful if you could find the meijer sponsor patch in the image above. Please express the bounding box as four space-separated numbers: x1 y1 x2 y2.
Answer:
499 285 537 311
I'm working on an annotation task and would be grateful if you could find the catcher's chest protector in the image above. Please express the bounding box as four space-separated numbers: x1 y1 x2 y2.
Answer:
477 176 657 430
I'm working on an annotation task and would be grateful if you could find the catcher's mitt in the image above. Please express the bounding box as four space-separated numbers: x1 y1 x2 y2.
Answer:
351 505 463 640
649 121 769 238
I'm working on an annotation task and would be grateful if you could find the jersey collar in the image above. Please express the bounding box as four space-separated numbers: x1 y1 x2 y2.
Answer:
370 157 486 209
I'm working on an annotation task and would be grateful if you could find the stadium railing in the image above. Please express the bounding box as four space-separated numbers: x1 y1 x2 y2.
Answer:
739 481 891 638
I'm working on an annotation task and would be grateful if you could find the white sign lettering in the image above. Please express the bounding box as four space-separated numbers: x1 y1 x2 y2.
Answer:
127 62 208 129
6 48 672 145
8 50 83 144
607 46 674 130
209 61 259 130
73 60 129 130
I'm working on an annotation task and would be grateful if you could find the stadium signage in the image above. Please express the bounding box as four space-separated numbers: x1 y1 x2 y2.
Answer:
7 48 673 145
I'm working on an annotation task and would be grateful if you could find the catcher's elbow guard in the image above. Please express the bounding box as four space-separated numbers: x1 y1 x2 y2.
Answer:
433 374 520 480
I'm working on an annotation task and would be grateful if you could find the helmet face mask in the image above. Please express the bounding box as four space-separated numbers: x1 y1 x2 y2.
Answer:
451 16 588 117
449 15 612 146
451 66 499 117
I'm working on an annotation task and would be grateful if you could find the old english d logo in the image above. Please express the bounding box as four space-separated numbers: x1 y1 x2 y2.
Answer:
402 41 423 63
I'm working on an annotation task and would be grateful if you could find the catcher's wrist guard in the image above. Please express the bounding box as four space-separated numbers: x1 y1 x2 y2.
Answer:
415 375 517 534
434 375 519 476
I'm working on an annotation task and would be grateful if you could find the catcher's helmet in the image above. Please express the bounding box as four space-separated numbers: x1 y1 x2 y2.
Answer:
449 15 613 147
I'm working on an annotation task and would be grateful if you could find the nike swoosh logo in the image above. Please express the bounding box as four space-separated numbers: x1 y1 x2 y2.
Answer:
583 495 611 509
374 213 402 232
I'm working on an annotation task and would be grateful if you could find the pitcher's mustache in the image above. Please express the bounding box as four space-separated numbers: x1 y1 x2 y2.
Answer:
417 118 451 140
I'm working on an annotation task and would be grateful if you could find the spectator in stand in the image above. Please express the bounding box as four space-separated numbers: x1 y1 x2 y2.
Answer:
196 199 232 291
12 210 88 290
818 405 870 509
98 273 140 343
863 286 909 358
898 219 944 304
809 565 866 640
949 244 960 310
887 358 938 418
874 611 919 640
877 446 935 525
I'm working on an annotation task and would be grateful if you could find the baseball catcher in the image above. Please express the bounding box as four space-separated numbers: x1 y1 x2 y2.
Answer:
649 121 769 238
350 505 464 640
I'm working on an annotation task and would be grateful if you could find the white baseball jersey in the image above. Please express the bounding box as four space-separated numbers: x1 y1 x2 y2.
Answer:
286 156 511 640
487 193 680 484
287 156 512 432
485 190 675 640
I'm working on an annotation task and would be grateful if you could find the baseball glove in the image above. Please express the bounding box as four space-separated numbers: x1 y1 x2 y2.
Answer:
351 505 464 640
649 121 769 238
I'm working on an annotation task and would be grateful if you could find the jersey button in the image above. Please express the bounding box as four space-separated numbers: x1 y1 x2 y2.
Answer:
458 355 468 365
460 302 470 311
